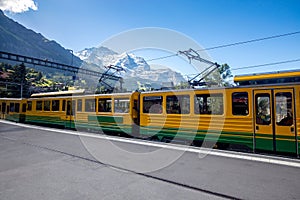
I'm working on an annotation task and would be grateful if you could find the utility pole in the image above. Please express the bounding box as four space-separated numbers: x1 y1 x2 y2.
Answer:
67 49 74 90
67 49 74 66
19 63 26 98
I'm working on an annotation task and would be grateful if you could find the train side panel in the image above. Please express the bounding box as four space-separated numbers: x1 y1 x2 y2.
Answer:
25 98 70 128
139 89 254 149
296 86 300 155
0 98 26 122
74 93 135 136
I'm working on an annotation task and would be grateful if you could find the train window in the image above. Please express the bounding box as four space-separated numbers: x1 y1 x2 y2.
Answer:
232 92 249 115
22 103 26 112
27 101 32 111
166 95 190 114
85 99 96 112
72 100 76 115
256 94 271 125
2 103 6 113
44 100 51 111
194 94 223 115
98 98 112 112
36 101 43 111
114 98 129 113
66 100 75 116
275 92 293 126
62 100 66 111
52 100 60 111
143 96 163 114
2 103 5 113
15 103 20 113
10 103 15 112
77 99 82 112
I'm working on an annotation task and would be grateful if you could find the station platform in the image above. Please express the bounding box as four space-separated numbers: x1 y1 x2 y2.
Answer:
0 120 299 200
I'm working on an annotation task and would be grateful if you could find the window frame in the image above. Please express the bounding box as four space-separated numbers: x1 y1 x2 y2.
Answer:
9 103 15 112
36 101 43 111
77 99 82 112
194 93 224 115
27 101 32 111
114 98 130 113
275 92 293 126
62 100 66 111
98 98 112 113
232 92 249 116
255 93 271 125
44 100 51 111
85 99 96 112
143 96 163 114
166 95 190 114
52 100 60 111
22 103 26 112
15 103 20 113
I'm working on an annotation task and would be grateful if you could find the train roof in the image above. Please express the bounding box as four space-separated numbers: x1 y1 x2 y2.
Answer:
0 98 24 101
28 90 134 99
234 69 300 85
30 89 85 98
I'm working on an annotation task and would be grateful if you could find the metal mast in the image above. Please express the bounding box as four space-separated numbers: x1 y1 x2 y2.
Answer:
178 48 220 87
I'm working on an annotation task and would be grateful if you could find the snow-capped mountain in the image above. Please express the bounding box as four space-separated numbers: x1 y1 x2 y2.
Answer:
76 46 186 89
114 53 150 72
75 46 117 67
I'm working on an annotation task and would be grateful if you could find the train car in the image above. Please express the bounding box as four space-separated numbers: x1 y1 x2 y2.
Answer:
24 89 139 136
25 90 85 128
139 88 253 147
72 91 139 136
139 69 300 156
234 70 300 155
0 98 26 122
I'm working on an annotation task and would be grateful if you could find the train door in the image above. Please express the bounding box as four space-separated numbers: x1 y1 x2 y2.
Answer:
254 89 297 154
131 92 140 137
1 102 6 119
65 99 75 129
20 103 27 123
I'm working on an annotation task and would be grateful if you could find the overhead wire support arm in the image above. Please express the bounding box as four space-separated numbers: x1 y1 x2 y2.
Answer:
178 48 221 86
98 65 126 91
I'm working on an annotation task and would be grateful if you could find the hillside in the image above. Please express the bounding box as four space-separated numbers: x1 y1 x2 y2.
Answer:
0 10 82 67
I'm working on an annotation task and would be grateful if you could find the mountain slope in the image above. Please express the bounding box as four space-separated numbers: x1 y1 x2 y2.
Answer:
0 10 82 67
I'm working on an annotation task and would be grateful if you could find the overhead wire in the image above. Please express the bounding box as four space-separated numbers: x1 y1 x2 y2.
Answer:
146 54 178 62
184 58 300 77
231 58 300 71
198 31 300 52
145 31 300 62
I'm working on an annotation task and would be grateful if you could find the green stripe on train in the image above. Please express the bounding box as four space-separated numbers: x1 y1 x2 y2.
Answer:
75 120 132 134
140 126 253 147
6 114 26 123
25 115 66 126
255 133 297 153
24 115 132 135
256 138 297 153
139 126 298 153
88 115 123 124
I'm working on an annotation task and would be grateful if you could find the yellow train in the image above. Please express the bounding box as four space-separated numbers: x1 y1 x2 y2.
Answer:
1 69 299 156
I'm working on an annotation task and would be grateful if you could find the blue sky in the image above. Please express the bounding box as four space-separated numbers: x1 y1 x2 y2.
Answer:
2 0 300 76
